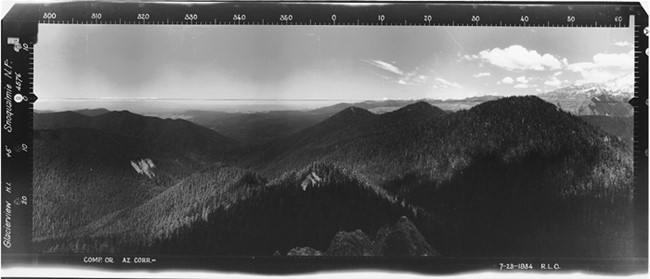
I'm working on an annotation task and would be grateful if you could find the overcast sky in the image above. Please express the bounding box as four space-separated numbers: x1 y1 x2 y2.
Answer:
35 23 633 111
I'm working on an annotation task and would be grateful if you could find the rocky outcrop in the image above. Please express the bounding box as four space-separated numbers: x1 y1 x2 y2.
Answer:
300 171 322 190
286 247 323 256
284 216 438 257
130 158 156 179
376 216 439 256
325 229 380 256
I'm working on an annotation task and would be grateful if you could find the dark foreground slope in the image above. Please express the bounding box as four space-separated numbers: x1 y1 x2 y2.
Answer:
579 115 633 146
384 97 633 257
288 216 439 256
34 96 636 257
33 111 237 241
35 163 423 255
33 128 204 240
243 96 634 257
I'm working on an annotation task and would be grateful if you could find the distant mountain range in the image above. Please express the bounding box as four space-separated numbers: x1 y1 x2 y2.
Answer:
541 74 633 100
35 110 236 159
53 77 632 146
179 79 632 144
33 93 637 257
73 108 112 117
538 74 633 117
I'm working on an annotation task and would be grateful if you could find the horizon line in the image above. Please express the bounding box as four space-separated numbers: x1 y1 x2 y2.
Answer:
37 95 508 102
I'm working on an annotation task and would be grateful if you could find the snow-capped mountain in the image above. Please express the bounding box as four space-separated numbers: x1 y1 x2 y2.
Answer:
601 73 634 95
538 74 633 117
540 74 633 101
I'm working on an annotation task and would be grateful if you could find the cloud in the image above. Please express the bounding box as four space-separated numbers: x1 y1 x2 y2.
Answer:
463 54 479 61
365 59 462 90
613 41 632 47
566 51 633 84
473 72 491 78
395 72 428 86
512 76 532 88
364 60 435 88
544 76 562 87
431 77 462 89
477 45 563 71
433 77 461 89
364 59 404 75
590 52 634 68
501 77 514 84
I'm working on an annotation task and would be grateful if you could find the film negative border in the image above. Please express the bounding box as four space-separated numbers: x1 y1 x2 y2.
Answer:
2 1 641 27
1 1 648 275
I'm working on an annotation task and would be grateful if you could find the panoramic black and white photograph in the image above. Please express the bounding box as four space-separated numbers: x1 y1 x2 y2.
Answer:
32 23 636 258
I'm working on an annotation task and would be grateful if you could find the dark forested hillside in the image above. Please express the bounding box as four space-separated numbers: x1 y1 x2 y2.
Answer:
311 99 417 115
244 102 447 176
380 97 633 256
36 163 422 255
242 106 379 173
33 128 211 241
376 101 446 127
248 96 630 186
579 115 633 146
33 96 636 257
177 97 492 144
67 164 264 243
146 163 416 255
186 110 330 145
33 111 238 242
235 96 634 256
35 110 236 159
73 108 112 117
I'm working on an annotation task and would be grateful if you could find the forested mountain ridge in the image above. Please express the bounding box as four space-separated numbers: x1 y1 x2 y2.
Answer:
73 108 112 117
388 97 633 256
70 163 264 241
159 79 631 145
33 128 213 241
242 101 447 176
245 96 631 188
36 163 423 255
35 110 236 159
233 96 633 256
241 106 379 173
185 110 330 145
579 115 633 147
33 95 635 257
33 111 239 241
174 97 489 144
